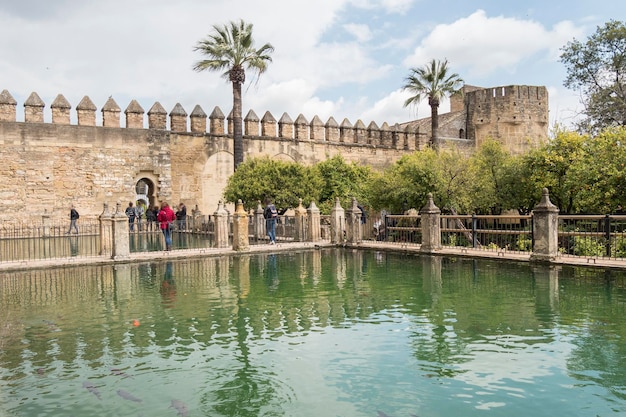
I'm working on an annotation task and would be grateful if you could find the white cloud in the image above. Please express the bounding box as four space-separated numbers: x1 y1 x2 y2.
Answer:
403 10 584 79
343 23 373 42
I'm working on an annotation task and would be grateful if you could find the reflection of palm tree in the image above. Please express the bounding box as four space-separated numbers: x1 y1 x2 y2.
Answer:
193 19 274 171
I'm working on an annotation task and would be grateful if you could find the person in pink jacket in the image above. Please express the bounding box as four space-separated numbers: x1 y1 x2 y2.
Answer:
157 202 176 251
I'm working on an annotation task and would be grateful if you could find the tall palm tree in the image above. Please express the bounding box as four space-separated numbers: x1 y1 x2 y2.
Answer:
402 59 463 150
193 20 274 170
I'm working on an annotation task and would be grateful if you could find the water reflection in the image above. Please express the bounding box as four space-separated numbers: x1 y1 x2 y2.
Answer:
0 250 626 416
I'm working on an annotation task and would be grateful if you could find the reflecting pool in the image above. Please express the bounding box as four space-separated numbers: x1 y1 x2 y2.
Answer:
1 249 626 417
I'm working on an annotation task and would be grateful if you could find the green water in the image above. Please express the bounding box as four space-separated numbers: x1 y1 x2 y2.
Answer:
1 249 625 417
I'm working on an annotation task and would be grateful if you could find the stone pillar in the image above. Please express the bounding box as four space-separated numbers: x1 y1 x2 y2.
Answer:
191 205 203 233
340 118 354 143
76 96 97 126
42 210 51 238
0 89 17 121
232 200 250 251
169 103 187 132
214 200 229 249
124 99 144 129
278 112 294 139
530 188 560 263
254 201 265 241
294 198 307 242
190 105 207 133
310 115 325 141
307 201 321 242
261 111 277 137
111 201 130 260
419 193 441 253
51 94 71 125
24 92 45 123
102 97 121 128
295 114 309 140
148 102 167 129
209 106 225 135
354 119 366 144
330 197 345 244
244 109 259 136
99 202 112 256
325 117 339 142
345 197 362 244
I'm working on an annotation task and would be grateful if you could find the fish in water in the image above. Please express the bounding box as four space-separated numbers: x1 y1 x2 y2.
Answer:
117 389 142 402
82 381 101 400
170 399 189 417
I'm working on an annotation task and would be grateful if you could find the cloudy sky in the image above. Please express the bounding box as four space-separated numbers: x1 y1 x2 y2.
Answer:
0 0 622 129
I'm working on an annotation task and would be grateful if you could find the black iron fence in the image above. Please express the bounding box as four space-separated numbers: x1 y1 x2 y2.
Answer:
558 215 626 259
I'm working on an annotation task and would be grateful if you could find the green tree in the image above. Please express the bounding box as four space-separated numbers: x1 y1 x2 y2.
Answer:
568 127 626 213
402 59 464 149
314 155 374 213
367 148 474 213
521 130 587 213
193 20 274 170
560 20 626 134
222 157 322 211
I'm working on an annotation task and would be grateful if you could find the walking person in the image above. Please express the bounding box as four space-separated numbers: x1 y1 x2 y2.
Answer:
135 201 146 232
263 198 278 244
157 202 176 251
66 205 79 234
125 202 138 231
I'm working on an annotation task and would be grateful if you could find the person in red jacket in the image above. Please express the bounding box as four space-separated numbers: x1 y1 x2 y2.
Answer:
157 202 176 251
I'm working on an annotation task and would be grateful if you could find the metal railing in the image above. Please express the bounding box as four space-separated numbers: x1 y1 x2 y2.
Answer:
366 214 422 245
0 219 106 262
558 215 626 259
441 214 533 253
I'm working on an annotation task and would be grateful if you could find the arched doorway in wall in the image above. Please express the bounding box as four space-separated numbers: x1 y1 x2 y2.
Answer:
135 178 157 208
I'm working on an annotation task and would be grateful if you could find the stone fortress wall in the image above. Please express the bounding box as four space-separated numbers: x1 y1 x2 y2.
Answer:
0 84 548 222
0 90 426 222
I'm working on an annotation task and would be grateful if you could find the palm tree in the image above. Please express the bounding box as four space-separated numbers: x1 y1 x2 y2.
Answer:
193 20 274 170
402 59 463 150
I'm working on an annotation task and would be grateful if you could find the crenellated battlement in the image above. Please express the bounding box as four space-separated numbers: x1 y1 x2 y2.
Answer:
0 90 422 151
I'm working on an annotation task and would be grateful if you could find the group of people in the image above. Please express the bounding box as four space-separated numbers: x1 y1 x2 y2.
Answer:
68 201 186 251
125 201 186 234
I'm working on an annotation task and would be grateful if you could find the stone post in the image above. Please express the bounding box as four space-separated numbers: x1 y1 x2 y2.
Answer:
307 201 321 242
214 200 229 249
24 92 45 123
169 103 187 132
294 198 307 242
325 117 339 142
209 106 225 135
190 105 207 133
244 109 260 136
125 99 144 129
419 193 441 253
232 200 249 251
111 201 130 260
102 97 121 128
51 94 71 125
310 115 325 141
191 205 203 233
0 89 17 121
254 200 265 241
42 210 51 238
295 114 309 140
330 197 345 244
278 112 294 139
148 102 167 129
99 202 112 256
76 96 97 126
530 188 560 263
345 197 362 244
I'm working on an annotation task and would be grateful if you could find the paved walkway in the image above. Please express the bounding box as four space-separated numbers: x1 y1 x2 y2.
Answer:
2 240 626 272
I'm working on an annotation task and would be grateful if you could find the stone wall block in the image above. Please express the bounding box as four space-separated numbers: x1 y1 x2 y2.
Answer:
51 94 71 125
340 118 354 143
261 111 277 137
77 96 97 126
278 112 294 139
24 92 45 123
190 105 207 133
169 103 188 132
124 99 145 129
294 113 309 140
244 109 259 136
147 102 167 130
102 97 121 128
0 89 17 121
325 117 339 142
310 115 325 142
209 106 225 135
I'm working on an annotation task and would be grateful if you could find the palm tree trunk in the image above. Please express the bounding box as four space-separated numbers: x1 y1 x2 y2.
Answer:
429 97 439 150
232 81 244 170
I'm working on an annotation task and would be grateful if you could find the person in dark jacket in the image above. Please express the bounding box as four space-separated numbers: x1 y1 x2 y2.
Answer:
66 205 79 234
